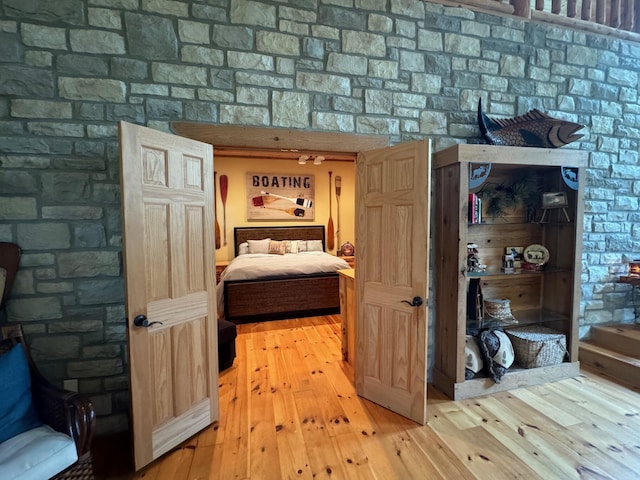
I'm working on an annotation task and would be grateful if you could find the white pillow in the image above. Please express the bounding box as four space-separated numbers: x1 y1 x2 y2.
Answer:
284 240 299 254
297 240 307 252
247 238 271 254
238 242 249 255
307 240 323 252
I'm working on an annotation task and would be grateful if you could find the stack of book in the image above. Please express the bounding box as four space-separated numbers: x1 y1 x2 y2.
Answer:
468 193 482 224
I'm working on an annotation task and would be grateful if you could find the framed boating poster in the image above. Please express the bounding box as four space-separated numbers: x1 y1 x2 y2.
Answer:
246 173 315 220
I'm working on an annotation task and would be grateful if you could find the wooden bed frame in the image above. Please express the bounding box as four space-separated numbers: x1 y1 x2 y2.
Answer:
223 225 342 323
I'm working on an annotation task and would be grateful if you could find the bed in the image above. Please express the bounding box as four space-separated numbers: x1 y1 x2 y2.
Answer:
218 226 350 323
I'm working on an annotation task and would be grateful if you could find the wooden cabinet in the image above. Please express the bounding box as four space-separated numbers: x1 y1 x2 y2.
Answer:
337 268 355 375
432 144 588 400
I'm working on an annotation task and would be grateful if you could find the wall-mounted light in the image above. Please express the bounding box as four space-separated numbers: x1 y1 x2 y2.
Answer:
313 155 325 165
298 155 309 165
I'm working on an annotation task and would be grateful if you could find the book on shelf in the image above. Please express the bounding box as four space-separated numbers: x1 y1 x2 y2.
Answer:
468 193 482 224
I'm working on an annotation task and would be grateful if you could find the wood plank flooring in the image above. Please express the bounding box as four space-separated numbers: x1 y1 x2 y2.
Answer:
114 315 640 480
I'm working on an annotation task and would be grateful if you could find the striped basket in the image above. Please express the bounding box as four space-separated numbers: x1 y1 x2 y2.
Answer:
506 326 567 368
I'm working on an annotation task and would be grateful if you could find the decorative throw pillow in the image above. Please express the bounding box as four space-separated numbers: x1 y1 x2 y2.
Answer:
247 238 271 254
297 240 308 252
284 240 299 254
268 240 286 255
478 328 514 384
238 242 249 255
464 335 484 380
306 240 323 252
0 343 42 444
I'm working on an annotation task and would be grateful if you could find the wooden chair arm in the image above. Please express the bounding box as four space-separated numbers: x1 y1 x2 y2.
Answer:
1 323 97 478
31 372 96 458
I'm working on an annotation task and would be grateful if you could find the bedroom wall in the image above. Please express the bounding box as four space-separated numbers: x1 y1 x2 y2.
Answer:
213 156 356 261
1 0 640 433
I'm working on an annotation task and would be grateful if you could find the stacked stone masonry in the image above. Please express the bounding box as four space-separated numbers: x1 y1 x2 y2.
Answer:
1 0 640 433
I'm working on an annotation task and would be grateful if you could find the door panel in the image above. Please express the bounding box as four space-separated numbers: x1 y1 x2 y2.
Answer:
119 121 219 470
355 140 431 425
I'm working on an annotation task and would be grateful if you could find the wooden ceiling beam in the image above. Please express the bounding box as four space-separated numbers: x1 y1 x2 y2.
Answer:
212 147 357 162
171 122 389 161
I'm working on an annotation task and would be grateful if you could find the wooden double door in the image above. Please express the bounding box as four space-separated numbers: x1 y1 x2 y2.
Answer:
119 122 431 470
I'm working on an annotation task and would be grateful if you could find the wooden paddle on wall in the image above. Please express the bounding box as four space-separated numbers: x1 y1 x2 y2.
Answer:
335 175 341 251
214 172 221 249
327 171 334 251
220 174 228 246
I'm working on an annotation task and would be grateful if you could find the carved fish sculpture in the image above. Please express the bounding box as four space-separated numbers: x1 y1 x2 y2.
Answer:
478 99 584 148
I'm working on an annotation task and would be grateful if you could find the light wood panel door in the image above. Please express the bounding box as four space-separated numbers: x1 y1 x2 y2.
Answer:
355 140 431 425
119 121 219 470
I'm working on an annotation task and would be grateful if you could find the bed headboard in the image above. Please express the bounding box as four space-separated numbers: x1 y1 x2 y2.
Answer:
233 225 326 256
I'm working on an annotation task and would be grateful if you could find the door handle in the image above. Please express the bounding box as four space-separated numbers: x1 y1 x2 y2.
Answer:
133 314 163 328
401 296 423 307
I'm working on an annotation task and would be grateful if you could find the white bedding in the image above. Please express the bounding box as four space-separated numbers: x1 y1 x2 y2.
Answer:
216 252 350 316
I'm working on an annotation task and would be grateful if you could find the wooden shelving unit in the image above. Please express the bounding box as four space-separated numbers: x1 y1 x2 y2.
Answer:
432 144 588 400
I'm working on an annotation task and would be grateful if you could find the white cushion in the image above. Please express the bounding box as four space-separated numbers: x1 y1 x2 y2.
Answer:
492 330 515 368
306 239 323 252
284 240 299 254
247 238 271 254
0 425 78 480
465 335 484 374
238 242 249 255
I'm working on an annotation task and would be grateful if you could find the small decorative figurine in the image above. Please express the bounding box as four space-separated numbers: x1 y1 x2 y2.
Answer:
506 247 524 269
503 251 515 273
467 243 486 273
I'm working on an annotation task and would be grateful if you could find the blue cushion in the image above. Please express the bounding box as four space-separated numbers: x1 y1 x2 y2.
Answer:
0 343 42 444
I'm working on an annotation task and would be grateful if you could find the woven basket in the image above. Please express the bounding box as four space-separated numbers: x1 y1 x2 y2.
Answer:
483 298 518 325
506 326 567 368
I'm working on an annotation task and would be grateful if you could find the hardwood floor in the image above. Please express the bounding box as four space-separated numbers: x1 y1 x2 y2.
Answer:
104 315 640 480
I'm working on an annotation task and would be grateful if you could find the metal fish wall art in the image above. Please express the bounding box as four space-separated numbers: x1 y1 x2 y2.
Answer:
477 99 584 148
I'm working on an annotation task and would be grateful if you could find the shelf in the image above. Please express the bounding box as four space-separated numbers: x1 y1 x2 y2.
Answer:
466 309 569 331
468 266 571 279
432 361 580 400
469 270 541 279
469 221 542 227
619 275 640 286
468 220 575 227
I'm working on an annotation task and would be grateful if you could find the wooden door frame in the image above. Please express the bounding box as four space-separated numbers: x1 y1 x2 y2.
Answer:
170 123 389 160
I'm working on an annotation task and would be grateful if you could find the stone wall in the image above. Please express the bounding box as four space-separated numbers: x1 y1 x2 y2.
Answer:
1 0 639 433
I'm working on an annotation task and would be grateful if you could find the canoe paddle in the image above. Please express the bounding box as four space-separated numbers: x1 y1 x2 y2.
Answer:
214 171 221 249
220 174 228 246
335 175 342 251
327 171 335 251
252 196 306 217
260 191 312 208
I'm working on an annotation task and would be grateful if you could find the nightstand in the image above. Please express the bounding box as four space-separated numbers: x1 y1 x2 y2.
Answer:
339 255 355 268
215 260 229 283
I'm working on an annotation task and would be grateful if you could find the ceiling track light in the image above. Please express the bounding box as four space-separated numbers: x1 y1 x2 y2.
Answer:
298 154 325 165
